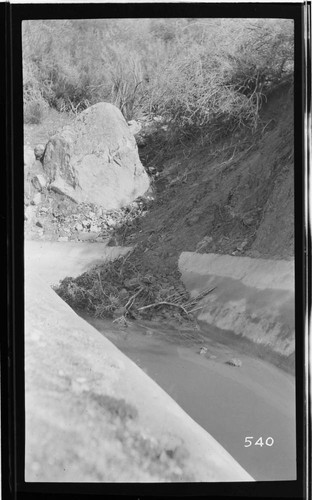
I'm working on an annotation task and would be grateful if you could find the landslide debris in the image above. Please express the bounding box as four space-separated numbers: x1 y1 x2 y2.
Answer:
55 247 215 325
24 189 153 243
31 84 293 326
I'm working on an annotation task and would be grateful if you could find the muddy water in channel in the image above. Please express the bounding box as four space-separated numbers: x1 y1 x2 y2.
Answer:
80 313 296 482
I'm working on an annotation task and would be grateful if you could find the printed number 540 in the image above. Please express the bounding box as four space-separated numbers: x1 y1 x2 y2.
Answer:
244 437 274 447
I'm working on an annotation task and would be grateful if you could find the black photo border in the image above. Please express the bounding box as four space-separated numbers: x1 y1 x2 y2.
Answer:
3 3 309 500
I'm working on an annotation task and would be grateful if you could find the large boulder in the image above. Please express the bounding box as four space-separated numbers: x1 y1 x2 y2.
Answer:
42 103 150 208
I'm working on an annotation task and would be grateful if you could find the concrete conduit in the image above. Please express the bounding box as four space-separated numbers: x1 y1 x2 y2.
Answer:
179 252 295 359
25 241 253 482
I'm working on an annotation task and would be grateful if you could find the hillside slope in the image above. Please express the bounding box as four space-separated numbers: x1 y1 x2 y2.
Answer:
115 83 294 275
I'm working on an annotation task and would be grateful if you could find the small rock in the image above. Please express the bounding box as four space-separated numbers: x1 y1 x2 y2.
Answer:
207 354 217 360
90 225 101 233
39 206 48 213
196 236 213 252
153 115 164 123
24 146 35 169
24 205 35 221
108 236 118 246
58 236 69 242
88 211 95 218
31 174 46 191
128 119 142 135
36 220 43 228
130 201 139 210
199 347 208 355
82 220 90 229
74 223 83 231
237 240 248 251
31 193 41 205
105 217 116 227
34 144 45 160
226 358 242 367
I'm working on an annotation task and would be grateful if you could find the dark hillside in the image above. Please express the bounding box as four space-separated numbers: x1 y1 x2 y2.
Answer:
112 83 294 277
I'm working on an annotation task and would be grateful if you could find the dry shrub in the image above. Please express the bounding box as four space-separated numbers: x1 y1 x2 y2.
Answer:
22 19 293 136
23 61 48 123
145 19 294 140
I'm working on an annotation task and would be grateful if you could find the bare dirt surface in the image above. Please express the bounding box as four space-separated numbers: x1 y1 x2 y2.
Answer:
114 84 294 272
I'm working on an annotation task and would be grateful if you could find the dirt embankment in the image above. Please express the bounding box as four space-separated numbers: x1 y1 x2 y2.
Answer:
114 83 294 275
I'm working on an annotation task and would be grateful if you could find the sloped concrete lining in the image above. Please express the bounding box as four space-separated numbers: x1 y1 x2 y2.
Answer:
25 240 132 286
179 252 295 357
25 269 253 482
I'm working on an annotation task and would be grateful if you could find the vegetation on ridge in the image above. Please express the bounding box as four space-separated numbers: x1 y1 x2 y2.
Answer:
23 18 293 141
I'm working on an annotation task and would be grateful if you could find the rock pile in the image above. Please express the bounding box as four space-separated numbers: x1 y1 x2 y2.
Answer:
24 138 153 243
25 190 153 243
